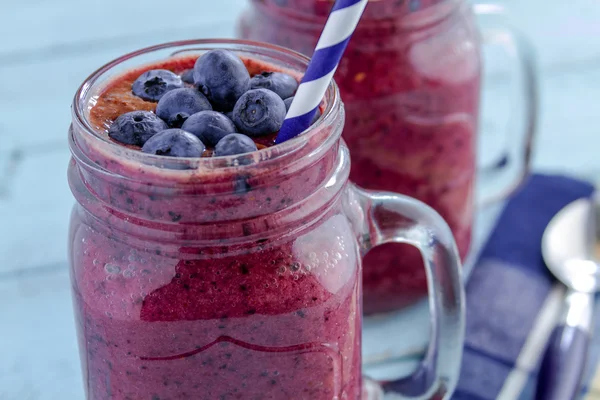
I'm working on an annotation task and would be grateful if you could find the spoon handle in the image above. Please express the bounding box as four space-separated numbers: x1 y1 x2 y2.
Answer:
535 290 593 400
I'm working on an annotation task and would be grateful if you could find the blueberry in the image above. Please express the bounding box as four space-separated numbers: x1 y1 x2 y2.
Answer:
232 89 286 136
156 88 212 128
250 72 298 99
193 50 250 111
141 129 205 157
132 69 184 102
180 69 195 84
181 111 236 146
214 133 258 157
283 97 322 124
108 111 168 146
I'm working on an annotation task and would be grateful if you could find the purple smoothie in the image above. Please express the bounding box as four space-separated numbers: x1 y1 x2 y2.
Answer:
240 0 481 314
68 45 361 399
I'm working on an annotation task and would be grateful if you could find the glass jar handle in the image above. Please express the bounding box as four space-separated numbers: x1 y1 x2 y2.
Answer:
475 3 538 207
348 184 465 399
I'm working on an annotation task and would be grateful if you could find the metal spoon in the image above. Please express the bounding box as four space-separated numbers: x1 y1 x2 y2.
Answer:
536 195 599 400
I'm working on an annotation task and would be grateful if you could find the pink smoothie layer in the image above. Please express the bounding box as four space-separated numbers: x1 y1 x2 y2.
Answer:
69 55 361 399
240 0 480 313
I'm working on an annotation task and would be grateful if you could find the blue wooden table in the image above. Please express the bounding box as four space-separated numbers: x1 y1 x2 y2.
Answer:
1 1 599 398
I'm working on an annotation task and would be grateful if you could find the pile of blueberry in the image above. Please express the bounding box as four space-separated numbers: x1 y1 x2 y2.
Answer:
108 49 307 158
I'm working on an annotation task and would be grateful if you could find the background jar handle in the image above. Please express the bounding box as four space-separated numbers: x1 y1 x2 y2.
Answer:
347 184 465 399
475 3 538 207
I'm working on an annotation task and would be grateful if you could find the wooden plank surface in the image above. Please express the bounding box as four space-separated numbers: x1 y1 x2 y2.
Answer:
0 0 247 60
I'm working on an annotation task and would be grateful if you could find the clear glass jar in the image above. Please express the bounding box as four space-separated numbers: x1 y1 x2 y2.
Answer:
239 0 536 314
68 40 464 399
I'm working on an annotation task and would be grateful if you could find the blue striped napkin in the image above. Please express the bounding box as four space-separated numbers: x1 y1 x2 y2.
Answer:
453 173 599 400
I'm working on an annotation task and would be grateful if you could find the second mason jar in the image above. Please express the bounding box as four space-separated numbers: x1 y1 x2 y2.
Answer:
240 0 536 314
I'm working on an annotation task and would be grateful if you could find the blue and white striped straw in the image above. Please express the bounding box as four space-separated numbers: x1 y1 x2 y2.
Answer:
275 0 369 144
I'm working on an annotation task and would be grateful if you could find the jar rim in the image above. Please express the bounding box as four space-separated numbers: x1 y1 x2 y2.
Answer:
247 0 464 29
70 39 342 174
